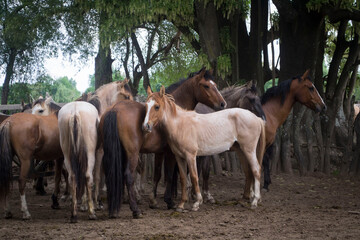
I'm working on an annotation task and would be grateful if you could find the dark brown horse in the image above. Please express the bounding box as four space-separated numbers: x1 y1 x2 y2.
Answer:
99 68 226 218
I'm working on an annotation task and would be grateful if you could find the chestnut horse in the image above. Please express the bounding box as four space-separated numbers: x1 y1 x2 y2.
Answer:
99 68 226 218
58 79 132 223
143 86 266 211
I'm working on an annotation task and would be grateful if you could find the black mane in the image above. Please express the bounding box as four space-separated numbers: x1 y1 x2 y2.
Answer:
165 68 213 94
261 76 302 105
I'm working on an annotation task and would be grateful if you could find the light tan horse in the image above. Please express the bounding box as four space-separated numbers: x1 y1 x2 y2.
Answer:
57 79 133 223
143 86 266 211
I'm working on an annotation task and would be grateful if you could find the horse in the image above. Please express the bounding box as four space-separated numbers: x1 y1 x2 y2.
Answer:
143 86 266 211
0 103 62 219
99 68 226 218
192 82 266 203
257 70 326 195
58 79 132 223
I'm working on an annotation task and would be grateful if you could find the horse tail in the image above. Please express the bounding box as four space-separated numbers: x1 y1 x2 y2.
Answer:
256 119 266 168
69 113 87 198
102 111 124 217
0 122 13 201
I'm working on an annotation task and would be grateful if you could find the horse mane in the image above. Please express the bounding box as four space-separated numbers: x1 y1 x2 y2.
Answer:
88 97 101 113
165 69 214 94
164 94 177 116
221 83 258 105
261 76 301 105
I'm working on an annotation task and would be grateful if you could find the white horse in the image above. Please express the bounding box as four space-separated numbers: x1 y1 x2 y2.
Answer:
143 86 266 211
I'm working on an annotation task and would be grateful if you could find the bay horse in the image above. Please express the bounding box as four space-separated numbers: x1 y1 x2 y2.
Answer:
143 86 266 211
99 68 226 218
259 70 326 193
58 79 132 223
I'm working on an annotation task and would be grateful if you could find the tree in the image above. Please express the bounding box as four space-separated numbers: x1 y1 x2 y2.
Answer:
0 0 63 104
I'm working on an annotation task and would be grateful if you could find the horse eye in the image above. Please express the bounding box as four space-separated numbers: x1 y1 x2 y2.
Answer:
39 110 44 113
155 105 160 111
309 86 314 92
203 85 210 89
125 95 130 100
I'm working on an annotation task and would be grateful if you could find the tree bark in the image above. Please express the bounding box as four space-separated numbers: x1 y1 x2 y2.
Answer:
1 48 17 105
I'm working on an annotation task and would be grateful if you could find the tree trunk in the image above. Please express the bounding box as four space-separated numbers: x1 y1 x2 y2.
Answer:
211 154 222 175
131 32 150 91
281 114 293 174
292 104 306 175
305 110 315 172
1 48 17 105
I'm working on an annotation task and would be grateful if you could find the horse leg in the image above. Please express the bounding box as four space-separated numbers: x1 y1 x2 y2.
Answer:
186 155 202 211
19 159 31 220
163 151 177 210
85 152 96 220
124 155 142 219
202 156 215 204
263 145 273 191
175 157 188 212
51 158 63 209
235 149 253 200
69 171 78 223
94 147 104 210
149 153 164 209
243 151 261 209
4 193 12 219
60 167 70 202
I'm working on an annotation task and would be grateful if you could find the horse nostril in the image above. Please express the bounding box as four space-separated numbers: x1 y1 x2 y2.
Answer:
220 102 225 108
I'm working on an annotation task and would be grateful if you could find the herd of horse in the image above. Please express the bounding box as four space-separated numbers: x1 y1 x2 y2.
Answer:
0 68 326 223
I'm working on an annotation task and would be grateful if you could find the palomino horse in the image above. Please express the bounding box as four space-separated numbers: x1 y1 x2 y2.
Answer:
159 81 266 204
143 86 266 211
58 79 132 223
99 68 226 218
0 102 62 219
193 82 266 202
259 70 326 194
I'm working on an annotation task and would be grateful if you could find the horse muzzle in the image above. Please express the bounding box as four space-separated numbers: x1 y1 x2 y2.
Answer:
142 122 153 133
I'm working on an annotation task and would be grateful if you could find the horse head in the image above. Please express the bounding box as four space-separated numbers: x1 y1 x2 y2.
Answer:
143 85 174 132
116 78 133 101
192 67 226 111
292 70 327 113
31 96 61 116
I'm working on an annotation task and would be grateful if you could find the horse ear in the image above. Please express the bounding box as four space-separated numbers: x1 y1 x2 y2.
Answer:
119 78 129 87
146 86 153 96
245 80 253 88
197 67 206 79
302 69 310 80
160 85 165 97
45 96 53 105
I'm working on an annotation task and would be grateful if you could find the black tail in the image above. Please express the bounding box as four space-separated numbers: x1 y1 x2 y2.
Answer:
69 114 87 198
263 144 273 190
102 111 125 216
0 123 13 200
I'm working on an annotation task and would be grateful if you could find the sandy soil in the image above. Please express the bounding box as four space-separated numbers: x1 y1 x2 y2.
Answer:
0 171 359 240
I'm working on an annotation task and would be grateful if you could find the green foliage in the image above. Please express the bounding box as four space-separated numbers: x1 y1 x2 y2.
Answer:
264 78 279 92
1 75 80 104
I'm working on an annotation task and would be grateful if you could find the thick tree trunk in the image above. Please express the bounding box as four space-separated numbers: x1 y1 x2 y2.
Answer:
1 48 17 105
281 116 293 174
95 42 113 90
292 104 307 175
304 110 315 172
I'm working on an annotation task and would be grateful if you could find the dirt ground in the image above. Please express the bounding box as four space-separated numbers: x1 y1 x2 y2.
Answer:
0 171 359 240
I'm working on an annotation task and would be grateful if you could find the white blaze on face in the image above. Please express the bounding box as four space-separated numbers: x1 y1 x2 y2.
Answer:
210 80 226 108
143 99 155 128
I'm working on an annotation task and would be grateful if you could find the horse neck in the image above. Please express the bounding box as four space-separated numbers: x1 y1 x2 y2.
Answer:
161 100 184 136
262 92 296 129
171 80 196 110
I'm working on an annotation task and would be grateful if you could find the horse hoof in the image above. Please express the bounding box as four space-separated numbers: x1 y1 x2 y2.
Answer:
51 204 60 210
250 204 257 210
132 212 143 219
4 212 13 219
22 214 31 220
166 201 176 210
88 214 97 220
80 205 88 212
175 208 187 213
70 216 78 223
